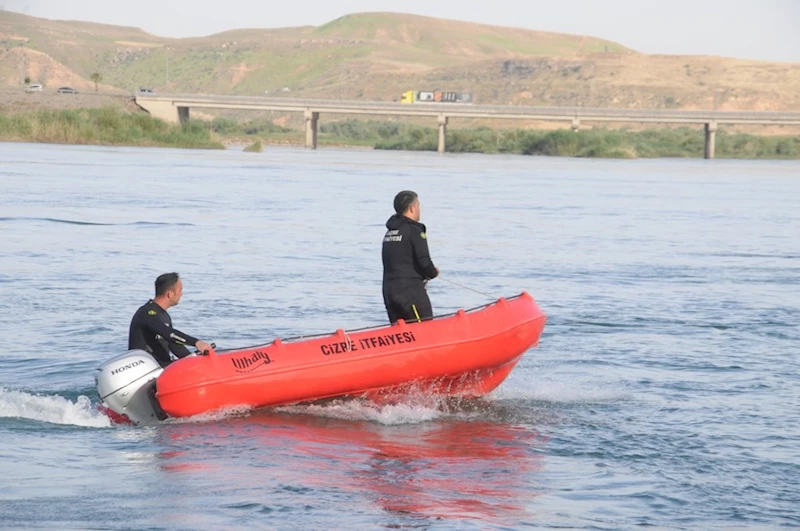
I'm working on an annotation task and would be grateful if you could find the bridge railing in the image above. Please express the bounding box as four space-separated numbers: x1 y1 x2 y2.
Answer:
135 93 800 122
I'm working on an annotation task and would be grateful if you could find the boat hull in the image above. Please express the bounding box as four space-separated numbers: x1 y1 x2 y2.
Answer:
155 292 546 418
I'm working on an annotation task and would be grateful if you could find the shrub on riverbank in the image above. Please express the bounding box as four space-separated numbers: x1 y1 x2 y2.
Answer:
313 118 800 158
244 140 263 152
0 107 224 149
2 108 797 159
367 122 800 159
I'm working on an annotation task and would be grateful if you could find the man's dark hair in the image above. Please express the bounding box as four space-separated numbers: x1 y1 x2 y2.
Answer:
393 190 418 215
155 272 180 297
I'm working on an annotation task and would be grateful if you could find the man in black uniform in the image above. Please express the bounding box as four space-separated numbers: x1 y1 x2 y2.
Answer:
382 190 440 324
128 272 214 367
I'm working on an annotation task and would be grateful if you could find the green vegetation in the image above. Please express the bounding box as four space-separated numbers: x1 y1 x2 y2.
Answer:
90 72 103 92
314 120 800 159
1 108 797 159
0 107 223 149
313 12 630 55
203 117 800 158
243 140 263 152
205 116 299 141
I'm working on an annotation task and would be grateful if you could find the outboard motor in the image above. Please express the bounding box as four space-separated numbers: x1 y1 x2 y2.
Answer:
95 350 166 425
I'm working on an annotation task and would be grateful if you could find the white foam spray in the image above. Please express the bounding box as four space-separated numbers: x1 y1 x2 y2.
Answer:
0 388 111 428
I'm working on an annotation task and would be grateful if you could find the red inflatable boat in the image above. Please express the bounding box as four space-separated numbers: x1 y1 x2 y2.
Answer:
151 291 546 418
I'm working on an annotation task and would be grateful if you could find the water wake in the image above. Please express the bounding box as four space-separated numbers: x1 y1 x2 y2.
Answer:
276 399 449 425
0 388 111 428
0 217 192 227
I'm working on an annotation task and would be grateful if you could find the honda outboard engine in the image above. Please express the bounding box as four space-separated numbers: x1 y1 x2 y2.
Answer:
95 350 166 425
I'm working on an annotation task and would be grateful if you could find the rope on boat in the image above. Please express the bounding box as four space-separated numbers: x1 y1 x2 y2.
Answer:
438 277 496 300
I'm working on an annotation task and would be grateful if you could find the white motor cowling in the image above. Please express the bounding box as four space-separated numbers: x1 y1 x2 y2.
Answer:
95 350 166 425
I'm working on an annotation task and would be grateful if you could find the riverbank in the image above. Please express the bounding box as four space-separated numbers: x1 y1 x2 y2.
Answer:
315 119 800 159
0 107 224 149
1 107 799 158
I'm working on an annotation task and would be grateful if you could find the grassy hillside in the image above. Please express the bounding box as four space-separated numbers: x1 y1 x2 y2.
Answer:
0 10 163 84
2 10 799 111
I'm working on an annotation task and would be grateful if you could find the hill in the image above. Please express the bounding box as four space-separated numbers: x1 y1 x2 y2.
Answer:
1 10 800 111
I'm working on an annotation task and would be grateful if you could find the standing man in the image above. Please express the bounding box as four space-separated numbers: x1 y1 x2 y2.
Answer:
128 272 214 367
382 190 440 324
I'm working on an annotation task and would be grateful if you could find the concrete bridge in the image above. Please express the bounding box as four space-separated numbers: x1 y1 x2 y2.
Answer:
135 93 800 159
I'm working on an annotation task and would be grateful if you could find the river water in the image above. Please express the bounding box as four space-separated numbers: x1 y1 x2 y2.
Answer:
0 142 798 530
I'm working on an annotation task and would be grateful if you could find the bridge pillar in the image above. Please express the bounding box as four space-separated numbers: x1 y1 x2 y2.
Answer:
178 106 190 124
438 114 448 154
304 109 319 149
571 118 580 132
134 98 181 124
704 121 717 159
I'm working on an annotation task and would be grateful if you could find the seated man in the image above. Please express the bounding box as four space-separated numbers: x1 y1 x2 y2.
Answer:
381 190 440 324
128 272 213 367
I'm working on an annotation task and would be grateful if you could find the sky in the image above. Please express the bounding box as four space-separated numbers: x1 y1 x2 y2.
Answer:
2 0 799 63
